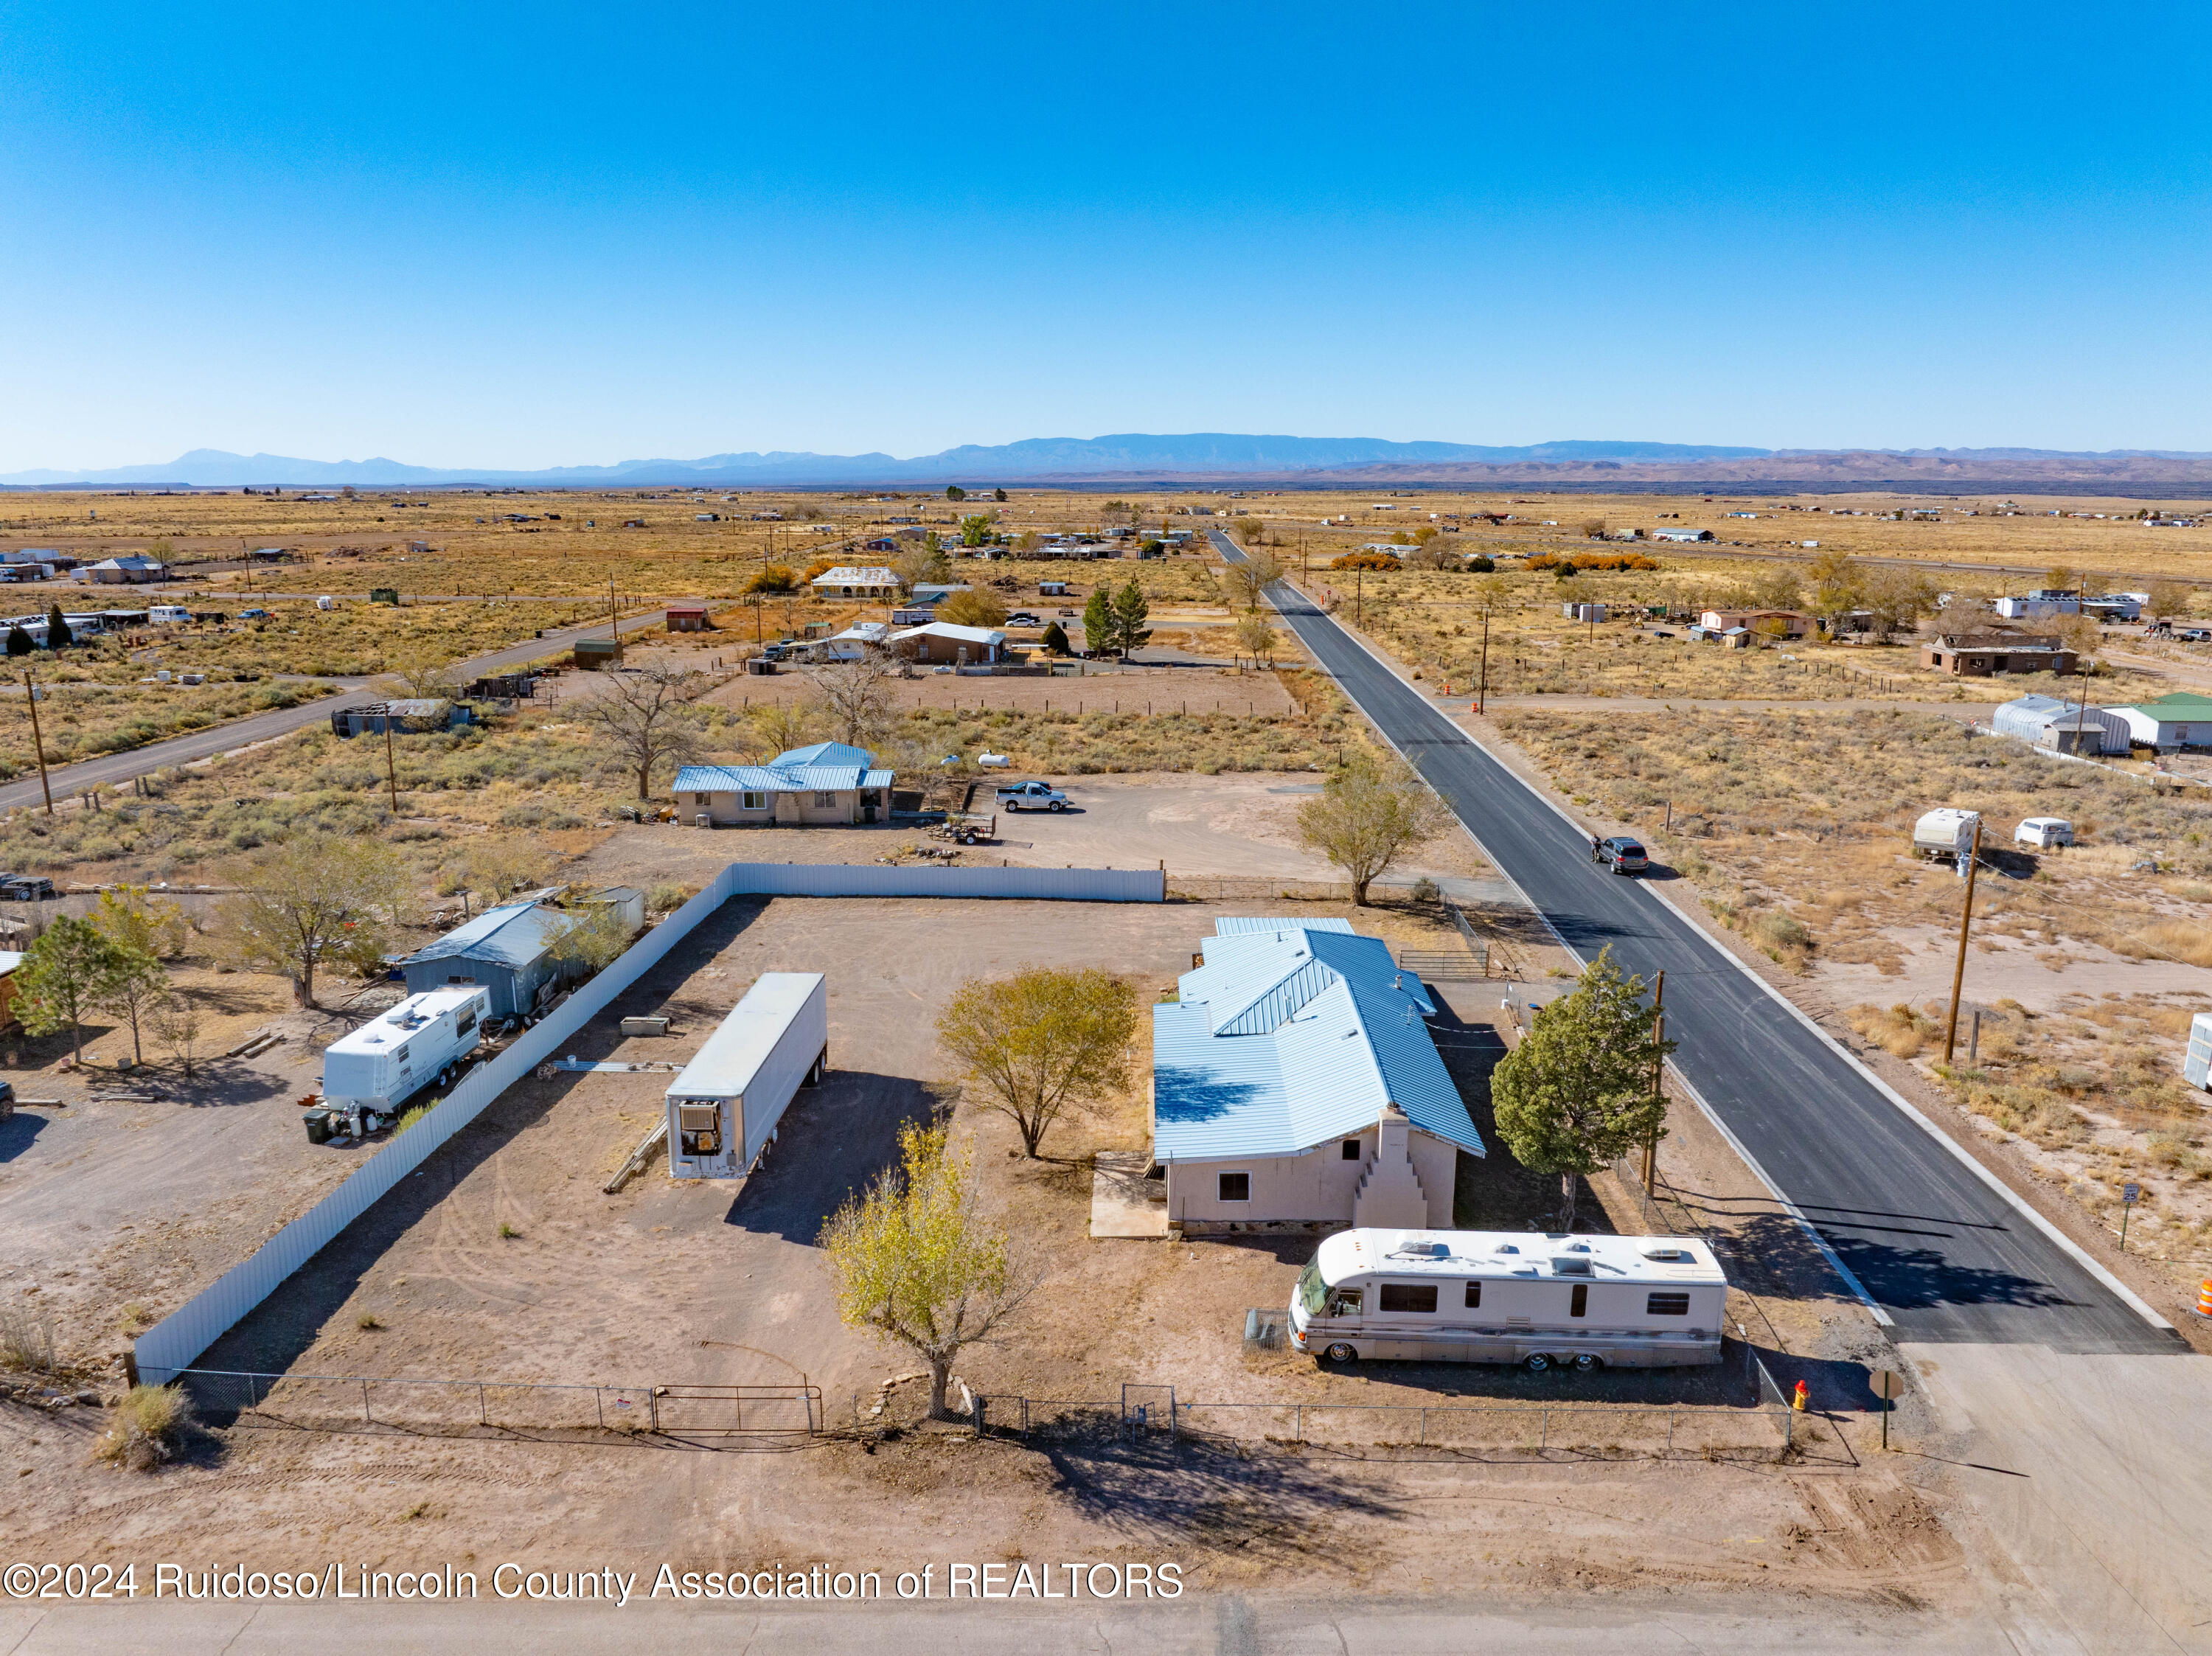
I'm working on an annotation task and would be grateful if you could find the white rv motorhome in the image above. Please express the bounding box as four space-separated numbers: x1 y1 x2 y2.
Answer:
666 973 829 1180
320 987 490 1134
1289 1228 1728 1371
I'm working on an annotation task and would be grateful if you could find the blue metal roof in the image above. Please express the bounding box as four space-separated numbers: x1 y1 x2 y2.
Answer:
403 900 568 970
674 742 892 796
1152 921 1481 1163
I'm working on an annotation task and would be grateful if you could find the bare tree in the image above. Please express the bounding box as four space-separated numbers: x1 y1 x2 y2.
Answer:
223 834 403 1007
743 699 827 760
375 649 462 705
574 663 705 799
804 647 901 749
1223 548 1284 611
150 988 206 1079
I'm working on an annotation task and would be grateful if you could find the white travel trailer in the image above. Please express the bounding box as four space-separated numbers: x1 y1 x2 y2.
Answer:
1913 807 1980 864
147 604 192 625
666 972 829 1180
320 987 490 1132
1288 1228 1728 1371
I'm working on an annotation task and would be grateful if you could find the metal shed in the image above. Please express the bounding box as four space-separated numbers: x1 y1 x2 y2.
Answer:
1992 694 2128 755
399 900 574 1021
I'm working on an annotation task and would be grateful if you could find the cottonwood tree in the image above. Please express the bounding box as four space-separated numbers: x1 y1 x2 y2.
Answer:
1225 549 1284 611
15 916 139 1064
1490 947 1674 1230
223 834 402 1006
88 886 189 961
574 662 705 799
1806 549 1863 632
957 514 995 547
936 966 1140 1158
460 835 552 908
1742 566 1802 612
1862 566 1941 641
804 648 900 748
376 649 462 706
935 588 1008 630
819 1121 1037 1421
745 698 826 759
551 902 636 975
1296 750 1450 905
2144 580 2192 626
1234 610 1277 662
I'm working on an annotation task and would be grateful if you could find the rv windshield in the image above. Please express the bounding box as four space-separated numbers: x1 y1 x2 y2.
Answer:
1297 1256 1329 1317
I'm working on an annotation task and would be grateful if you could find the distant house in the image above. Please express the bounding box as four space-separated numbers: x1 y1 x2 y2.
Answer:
1150 919 1482 1234
666 603 710 633
1699 608 1812 639
1921 633 2077 677
673 741 894 827
1649 528 1714 543
860 537 900 553
247 546 292 563
889 621 1004 664
86 554 169 585
1994 591 2082 620
2108 693 2212 751
400 899 577 1023
808 565 899 599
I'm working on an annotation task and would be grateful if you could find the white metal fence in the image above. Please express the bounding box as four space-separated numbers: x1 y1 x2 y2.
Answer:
134 860 1158 1383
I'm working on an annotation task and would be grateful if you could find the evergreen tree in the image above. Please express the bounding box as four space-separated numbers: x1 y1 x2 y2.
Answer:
1081 589 1115 656
5 625 32 657
1112 579 1152 656
45 604 71 649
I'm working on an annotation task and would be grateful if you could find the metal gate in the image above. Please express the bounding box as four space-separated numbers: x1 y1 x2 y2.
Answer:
649 1383 821 1436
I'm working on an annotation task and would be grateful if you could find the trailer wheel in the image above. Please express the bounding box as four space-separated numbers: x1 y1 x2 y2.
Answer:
1571 1353 1602 1374
1322 1343 1356 1365
1523 1353 1553 1374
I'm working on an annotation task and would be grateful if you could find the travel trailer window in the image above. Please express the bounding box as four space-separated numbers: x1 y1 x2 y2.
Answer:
1646 1292 1691 1316
1569 1284 1588 1318
1464 1283 1481 1309
1379 1284 1438 1314
456 1009 476 1037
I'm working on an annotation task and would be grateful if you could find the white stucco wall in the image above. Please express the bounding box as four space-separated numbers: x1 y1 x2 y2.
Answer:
1165 1127 1460 1228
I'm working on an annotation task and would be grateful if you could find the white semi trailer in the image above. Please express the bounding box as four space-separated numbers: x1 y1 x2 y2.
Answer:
666 972 829 1180
1288 1228 1728 1372
319 986 491 1135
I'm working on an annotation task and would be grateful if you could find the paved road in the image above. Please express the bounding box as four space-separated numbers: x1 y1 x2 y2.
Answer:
1208 531 2175 1354
0 610 668 814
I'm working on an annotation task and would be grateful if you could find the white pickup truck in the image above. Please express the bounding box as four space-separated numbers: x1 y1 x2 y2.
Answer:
995 779 1068 812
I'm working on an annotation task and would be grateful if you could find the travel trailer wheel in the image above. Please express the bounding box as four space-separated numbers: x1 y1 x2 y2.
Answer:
1571 1353 1602 1374
1322 1343 1356 1364
1523 1352 1553 1374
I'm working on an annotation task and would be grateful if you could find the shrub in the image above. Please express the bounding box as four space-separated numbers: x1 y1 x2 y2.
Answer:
1330 552 1401 572
94 1384 195 1471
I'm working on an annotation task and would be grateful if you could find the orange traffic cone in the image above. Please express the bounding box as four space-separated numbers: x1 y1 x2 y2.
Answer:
2197 1278 2212 1318
1792 1380 1809 1412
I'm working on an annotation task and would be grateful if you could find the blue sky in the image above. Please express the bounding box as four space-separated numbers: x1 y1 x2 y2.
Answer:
3 1 2208 469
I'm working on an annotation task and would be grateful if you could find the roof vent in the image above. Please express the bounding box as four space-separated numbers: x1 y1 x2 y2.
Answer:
1551 1256 1594 1276
1641 1246 1690 1262
1564 1242 1591 1252
1389 1239 1449 1259
1492 1242 1519 1255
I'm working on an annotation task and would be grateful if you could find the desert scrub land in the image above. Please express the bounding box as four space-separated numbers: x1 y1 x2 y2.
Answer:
1326 560 2168 705
1496 704 2212 1266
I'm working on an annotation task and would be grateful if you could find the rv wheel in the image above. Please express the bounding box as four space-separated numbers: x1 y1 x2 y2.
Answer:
1523 1353 1553 1374
1322 1343 1356 1365
1571 1353 1602 1374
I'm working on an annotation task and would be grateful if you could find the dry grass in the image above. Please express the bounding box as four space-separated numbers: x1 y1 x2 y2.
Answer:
93 1383 194 1471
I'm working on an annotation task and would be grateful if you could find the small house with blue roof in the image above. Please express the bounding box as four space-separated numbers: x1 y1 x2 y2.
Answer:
672 742 897 827
1151 917 1483 1234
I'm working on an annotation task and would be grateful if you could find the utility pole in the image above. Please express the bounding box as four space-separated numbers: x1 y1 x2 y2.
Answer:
1356 567 1363 629
1476 606 1492 714
21 671 52 815
1643 970 1665 1191
607 575 622 663
1942 817 1984 1064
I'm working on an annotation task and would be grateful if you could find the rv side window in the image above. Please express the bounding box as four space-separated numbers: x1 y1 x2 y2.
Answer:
1218 1172 1250 1203
1329 1288 1363 1316
1646 1292 1691 1316
1464 1282 1481 1309
1378 1283 1437 1314
1569 1284 1588 1318
456 1011 476 1036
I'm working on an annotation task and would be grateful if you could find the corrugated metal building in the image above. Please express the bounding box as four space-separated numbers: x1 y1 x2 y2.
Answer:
1151 918 1483 1234
400 900 576 1021
1990 694 2129 755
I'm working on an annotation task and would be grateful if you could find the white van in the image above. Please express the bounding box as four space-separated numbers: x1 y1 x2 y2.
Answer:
147 605 192 625
2014 816 2073 849
1289 1228 1727 1372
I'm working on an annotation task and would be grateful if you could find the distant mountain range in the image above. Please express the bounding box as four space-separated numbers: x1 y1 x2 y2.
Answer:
7 435 2212 491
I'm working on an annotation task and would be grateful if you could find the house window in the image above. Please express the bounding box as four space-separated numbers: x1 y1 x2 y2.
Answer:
1217 1172 1250 1203
1646 1292 1691 1317
1378 1283 1438 1314
1464 1282 1481 1309
1341 1138 1362 1161
1569 1284 1588 1318
813 791 836 808
695 793 709 806
742 791 766 810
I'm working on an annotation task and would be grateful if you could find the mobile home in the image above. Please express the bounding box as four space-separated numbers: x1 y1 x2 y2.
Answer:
1288 1228 1727 1371
665 973 829 1180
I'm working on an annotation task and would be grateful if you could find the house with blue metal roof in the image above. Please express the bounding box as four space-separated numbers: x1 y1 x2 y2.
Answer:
673 742 897 827
399 899 578 1021
1151 919 1482 1234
